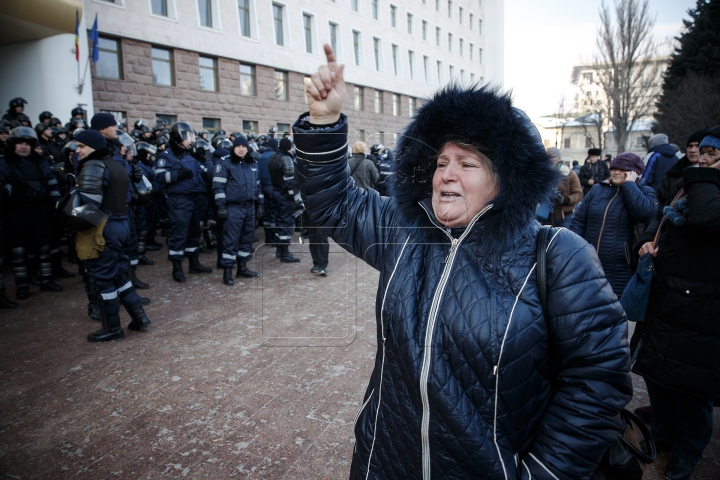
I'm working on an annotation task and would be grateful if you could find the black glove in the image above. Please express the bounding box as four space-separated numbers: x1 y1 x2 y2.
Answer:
177 167 193 180
256 204 264 220
217 208 228 220
132 164 144 182
292 199 306 218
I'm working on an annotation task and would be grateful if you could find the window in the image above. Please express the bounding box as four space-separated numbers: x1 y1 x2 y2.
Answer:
435 0 440 11
582 72 593 84
355 129 365 143
352 30 363 66
423 55 430 83
151 0 167 16
460 69 465 83
408 50 416 81
459 6 463 24
470 42 474 60
202 117 221 135
470 73 475 83
354 86 364 110
375 131 384 145
237 0 251 37
329 22 339 54
277 123 291 135
448 0 452 18
422 20 427 40
199 56 217 91
390 5 396 27
564 138 571 149
392 93 400 116
636 136 645 147
470 13 473 30
449 64 454 79
391 44 399 76
351 0 358 12
152 47 173 86
407 13 413 34
409 97 416 117
448 33 452 52
371 0 378 19
273 3 285 46
242 120 258 133
437 60 443 83
373 37 382 71
478 47 483 64
585 137 592 148
435 26 440 46
274 70 288 100
96 36 122 79
478 19 482 35
156 114 176 125
198 0 213 28
303 13 315 54
239 63 255 96
459 38 464 56
374 90 383 113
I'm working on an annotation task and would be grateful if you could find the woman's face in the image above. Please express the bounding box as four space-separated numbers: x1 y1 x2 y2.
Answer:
609 168 627 185
699 146 720 168
432 143 497 228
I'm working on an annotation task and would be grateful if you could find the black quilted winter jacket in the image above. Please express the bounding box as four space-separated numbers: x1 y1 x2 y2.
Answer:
293 86 632 480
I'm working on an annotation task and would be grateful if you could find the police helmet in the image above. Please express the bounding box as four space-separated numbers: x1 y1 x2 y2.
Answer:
117 131 135 149
34 123 51 137
210 135 226 149
58 197 109 232
370 143 384 156
71 107 85 118
136 141 157 160
0 126 9 135
257 134 268 146
131 130 143 140
51 117 63 127
198 129 209 138
62 140 77 157
9 126 38 146
71 127 85 139
155 136 169 148
39 111 54 123
268 126 278 136
217 138 233 150
9 97 27 109
134 119 147 130
69 118 86 131
169 121 195 146
247 132 257 141
16 114 31 126
193 139 212 157
230 131 241 139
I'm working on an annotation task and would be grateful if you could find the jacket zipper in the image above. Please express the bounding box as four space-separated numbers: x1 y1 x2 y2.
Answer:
417 203 493 480
596 187 619 254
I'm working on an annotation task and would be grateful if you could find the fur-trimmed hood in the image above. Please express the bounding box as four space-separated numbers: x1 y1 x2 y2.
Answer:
390 85 557 250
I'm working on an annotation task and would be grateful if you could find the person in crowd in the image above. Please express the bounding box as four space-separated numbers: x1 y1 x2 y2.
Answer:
191 138 216 254
210 147 231 268
603 153 613 168
0 174 18 308
0 125 9 156
2 98 27 123
38 111 54 126
65 107 87 130
546 147 583 227
644 133 680 193
579 147 610 195
632 126 720 480
569 152 657 295
0 126 63 300
73 130 152 342
571 159 581 177
154 122 213 282
258 137 279 252
213 136 262 284
655 129 707 208
268 137 302 263
296 45 631 480
348 141 379 191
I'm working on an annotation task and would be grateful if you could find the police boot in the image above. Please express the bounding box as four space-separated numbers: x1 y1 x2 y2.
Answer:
236 261 259 278
171 260 186 283
138 256 154 266
127 304 152 331
275 246 282 258
11 248 30 300
87 293 101 322
88 297 125 342
0 258 18 308
52 254 75 278
223 268 235 286
127 266 150 289
145 236 161 251
188 256 213 274
203 228 216 250
39 246 63 292
279 246 301 263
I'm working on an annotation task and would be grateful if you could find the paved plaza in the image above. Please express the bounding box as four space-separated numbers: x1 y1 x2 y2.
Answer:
1 231 718 479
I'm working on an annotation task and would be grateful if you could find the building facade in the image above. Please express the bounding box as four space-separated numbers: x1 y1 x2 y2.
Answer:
86 0 504 147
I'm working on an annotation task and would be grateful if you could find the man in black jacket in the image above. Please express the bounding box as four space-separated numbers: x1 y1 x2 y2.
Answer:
268 138 301 263
578 148 609 195
643 133 680 193
655 129 707 207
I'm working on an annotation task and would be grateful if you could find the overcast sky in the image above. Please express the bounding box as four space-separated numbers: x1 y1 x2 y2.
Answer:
504 0 698 119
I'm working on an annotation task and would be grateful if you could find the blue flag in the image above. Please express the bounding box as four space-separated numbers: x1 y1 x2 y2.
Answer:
89 14 99 63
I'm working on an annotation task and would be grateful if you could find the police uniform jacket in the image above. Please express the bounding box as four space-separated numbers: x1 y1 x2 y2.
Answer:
154 147 205 195
212 152 261 208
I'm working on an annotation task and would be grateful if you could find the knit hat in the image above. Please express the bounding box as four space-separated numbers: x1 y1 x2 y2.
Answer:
279 137 293 152
352 141 367 154
686 128 708 147
587 148 601 156
233 135 249 148
647 133 669 151
609 152 645 175
267 138 279 150
75 129 108 151
90 112 117 131
546 147 561 162
699 125 720 151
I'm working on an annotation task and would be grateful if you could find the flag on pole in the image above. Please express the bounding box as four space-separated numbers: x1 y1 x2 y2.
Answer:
74 9 80 62
89 14 99 63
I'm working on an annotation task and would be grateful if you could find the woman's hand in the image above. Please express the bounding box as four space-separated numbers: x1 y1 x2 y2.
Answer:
638 242 658 257
305 44 345 125
624 171 639 183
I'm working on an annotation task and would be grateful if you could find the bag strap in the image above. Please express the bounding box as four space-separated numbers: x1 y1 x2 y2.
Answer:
652 187 685 248
536 225 552 320
619 408 657 464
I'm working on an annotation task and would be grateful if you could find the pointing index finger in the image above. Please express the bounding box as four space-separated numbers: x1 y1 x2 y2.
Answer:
324 44 337 68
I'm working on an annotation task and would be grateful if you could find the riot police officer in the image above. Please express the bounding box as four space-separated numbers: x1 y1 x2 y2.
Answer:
191 139 215 253
73 130 152 341
213 136 262 284
154 121 213 282
268 137 301 263
0 127 63 299
2 98 27 123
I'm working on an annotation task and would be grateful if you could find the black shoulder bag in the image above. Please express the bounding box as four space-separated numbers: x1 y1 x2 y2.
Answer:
535 226 656 480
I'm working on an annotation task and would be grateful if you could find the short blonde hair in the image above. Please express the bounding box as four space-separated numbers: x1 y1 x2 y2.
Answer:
352 141 367 154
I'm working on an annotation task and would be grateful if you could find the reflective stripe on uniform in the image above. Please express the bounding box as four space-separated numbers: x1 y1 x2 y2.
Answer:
101 291 118 300
117 281 133 293
169 250 184 256
222 253 236 260
237 251 250 257
213 177 227 183
185 247 198 253
215 193 226 199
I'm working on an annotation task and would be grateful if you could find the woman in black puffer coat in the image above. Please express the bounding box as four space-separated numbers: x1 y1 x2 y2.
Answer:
570 153 658 295
296 46 632 480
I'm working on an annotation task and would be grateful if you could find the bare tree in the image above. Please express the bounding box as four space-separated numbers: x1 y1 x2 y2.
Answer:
591 0 659 153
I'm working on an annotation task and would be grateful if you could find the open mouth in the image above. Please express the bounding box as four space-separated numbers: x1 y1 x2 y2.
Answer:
441 192 461 198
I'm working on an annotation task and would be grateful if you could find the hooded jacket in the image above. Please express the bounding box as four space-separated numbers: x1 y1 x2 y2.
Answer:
293 86 631 480
348 152 379 190
644 143 679 192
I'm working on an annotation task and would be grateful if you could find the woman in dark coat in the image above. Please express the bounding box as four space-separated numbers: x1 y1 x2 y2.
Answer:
633 126 720 480
297 45 632 480
569 152 658 295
